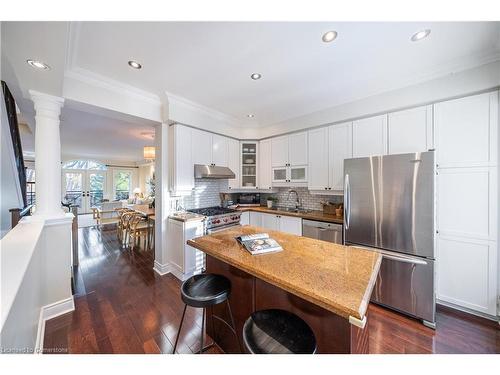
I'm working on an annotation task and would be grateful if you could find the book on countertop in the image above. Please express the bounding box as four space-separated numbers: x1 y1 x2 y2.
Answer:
236 233 283 255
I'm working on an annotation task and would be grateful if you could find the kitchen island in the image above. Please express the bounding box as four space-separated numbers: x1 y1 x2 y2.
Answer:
187 225 382 354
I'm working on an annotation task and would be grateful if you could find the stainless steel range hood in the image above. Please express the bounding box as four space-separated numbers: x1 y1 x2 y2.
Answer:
194 164 235 179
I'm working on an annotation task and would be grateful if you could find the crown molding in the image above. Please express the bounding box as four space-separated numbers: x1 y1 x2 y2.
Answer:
165 90 243 127
64 67 162 106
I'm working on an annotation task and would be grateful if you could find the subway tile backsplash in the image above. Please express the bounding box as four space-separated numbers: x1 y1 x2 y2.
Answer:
175 179 342 211
180 179 228 209
260 188 343 211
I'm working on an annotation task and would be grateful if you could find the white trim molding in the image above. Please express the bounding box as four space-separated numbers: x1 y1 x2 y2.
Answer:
153 260 173 276
35 297 75 354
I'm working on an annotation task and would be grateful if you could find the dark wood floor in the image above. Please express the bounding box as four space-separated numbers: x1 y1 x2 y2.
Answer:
43 226 499 354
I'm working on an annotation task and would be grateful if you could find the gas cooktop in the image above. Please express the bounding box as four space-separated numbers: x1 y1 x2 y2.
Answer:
187 206 237 217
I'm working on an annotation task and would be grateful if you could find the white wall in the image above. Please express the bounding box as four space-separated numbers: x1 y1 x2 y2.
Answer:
138 162 154 196
258 60 500 139
1 89 24 238
0 215 74 353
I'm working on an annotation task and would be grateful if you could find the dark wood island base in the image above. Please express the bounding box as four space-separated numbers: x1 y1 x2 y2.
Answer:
206 255 369 354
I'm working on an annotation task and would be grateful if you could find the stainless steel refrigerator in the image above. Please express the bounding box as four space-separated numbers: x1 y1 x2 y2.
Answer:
344 151 436 328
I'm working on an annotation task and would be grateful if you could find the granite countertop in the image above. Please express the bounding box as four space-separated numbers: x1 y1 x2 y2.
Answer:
187 225 381 322
236 206 344 224
168 212 206 222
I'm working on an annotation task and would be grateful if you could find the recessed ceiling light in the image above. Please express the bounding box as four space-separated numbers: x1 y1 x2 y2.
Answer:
411 29 431 42
26 59 50 70
247 114 255 118
250 73 262 80
322 30 338 43
128 60 142 69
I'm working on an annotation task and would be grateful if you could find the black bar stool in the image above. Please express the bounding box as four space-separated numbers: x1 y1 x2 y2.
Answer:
243 309 317 354
173 273 242 354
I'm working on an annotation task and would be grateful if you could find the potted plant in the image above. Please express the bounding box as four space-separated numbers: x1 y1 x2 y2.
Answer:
267 196 278 209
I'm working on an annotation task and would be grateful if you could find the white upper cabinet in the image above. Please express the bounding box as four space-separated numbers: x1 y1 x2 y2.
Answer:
191 128 212 166
434 92 498 167
352 114 388 158
169 124 194 194
270 132 308 185
388 105 433 155
308 127 329 190
191 128 231 167
329 122 353 191
288 132 308 166
259 139 272 190
271 136 289 167
212 134 228 167
227 138 240 189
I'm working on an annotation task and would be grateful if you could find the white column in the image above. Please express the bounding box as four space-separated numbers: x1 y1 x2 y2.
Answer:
153 97 172 275
29 90 65 217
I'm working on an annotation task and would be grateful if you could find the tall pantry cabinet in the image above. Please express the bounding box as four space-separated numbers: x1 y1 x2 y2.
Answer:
434 91 498 317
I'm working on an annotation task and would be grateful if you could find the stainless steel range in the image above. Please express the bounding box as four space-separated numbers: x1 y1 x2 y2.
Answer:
187 206 241 234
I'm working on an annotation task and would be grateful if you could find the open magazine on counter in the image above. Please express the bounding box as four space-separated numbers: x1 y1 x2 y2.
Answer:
236 233 283 255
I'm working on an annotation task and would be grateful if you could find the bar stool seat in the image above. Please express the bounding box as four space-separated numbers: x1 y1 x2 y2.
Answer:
243 309 317 354
181 274 231 308
173 273 241 354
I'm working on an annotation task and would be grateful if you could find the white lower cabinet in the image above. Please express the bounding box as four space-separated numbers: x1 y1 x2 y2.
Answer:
240 211 250 225
437 236 497 315
261 213 279 231
278 215 302 236
167 218 205 281
255 212 302 236
249 211 263 227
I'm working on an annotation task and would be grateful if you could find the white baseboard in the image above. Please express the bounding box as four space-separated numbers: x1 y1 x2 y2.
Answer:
437 299 499 322
153 260 173 276
35 296 75 354
170 266 197 282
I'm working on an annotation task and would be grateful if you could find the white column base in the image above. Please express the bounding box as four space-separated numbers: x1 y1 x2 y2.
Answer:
153 260 173 276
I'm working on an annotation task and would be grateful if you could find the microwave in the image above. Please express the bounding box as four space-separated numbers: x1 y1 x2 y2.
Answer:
237 193 261 206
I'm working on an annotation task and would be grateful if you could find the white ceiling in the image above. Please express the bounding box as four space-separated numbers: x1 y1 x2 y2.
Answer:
20 106 156 162
73 21 500 127
4 21 500 162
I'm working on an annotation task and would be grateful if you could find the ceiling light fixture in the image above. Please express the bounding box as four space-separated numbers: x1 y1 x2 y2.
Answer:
26 59 50 70
250 73 262 80
247 114 255 118
128 60 142 69
410 29 431 42
143 146 155 160
322 30 338 43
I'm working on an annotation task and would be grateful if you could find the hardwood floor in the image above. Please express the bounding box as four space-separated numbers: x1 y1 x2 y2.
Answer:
43 226 499 354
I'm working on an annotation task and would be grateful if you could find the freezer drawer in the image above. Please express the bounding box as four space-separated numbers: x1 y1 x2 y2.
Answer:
370 249 435 323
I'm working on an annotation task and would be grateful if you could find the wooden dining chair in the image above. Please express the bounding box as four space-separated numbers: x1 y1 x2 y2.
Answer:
116 208 132 241
128 214 149 249
120 211 136 246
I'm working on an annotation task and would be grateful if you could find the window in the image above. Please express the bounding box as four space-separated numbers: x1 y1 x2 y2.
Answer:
62 160 107 170
26 167 35 205
114 171 131 200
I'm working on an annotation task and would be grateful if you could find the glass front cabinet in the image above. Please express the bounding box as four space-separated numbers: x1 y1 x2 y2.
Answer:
240 142 258 189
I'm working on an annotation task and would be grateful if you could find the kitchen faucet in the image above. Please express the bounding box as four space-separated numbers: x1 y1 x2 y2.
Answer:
287 189 300 209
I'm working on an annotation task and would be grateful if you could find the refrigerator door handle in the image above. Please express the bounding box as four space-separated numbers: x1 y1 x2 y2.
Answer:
381 253 428 266
350 245 429 265
344 174 350 230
